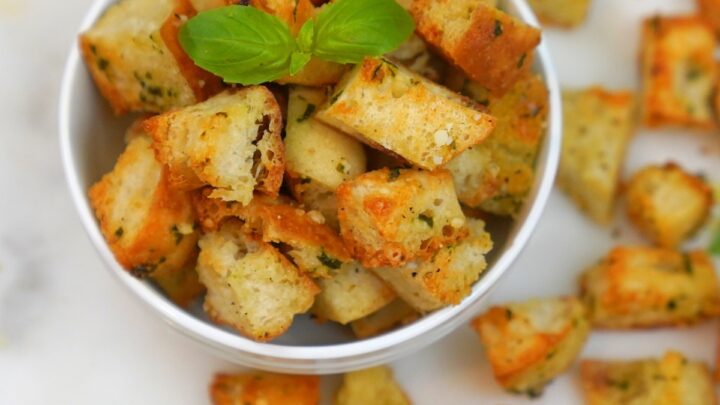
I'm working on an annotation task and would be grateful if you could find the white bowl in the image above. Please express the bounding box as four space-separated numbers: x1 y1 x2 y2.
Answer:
59 0 561 374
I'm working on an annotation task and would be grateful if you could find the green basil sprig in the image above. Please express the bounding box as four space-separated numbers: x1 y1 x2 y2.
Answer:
179 0 414 85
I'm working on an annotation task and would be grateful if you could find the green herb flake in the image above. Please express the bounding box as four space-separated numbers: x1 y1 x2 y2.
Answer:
608 379 630 391
300 177 312 184
709 229 720 256
317 251 342 269
418 214 434 227
130 264 157 278
505 308 513 320
336 162 346 174
171 225 184 245
97 58 110 71
297 103 316 122
517 53 527 69
682 253 693 274
388 168 401 181
667 299 677 311
114 227 124 238
493 20 503 37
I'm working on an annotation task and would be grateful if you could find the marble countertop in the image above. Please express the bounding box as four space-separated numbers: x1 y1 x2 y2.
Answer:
1 0 718 404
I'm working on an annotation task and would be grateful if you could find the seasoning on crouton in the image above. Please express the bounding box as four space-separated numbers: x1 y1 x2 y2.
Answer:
373 218 492 312
626 163 713 249
335 366 411 405
210 372 320 405
558 88 636 224
337 168 469 268
580 352 716 405
315 58 496 170
446 73 548 217
89 121 203 307
78 0 223 114
144 87 285 204
350 299 420 338
580 246 720 328
640 15 718 129
527 0 591 28
285 86 367 229
412 0 541 95
699 0 720 37
470 297 590 397
312 261 396 324
197 220 319 341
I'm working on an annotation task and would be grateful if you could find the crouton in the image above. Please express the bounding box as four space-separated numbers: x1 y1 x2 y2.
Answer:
580 352 716 405
446 73 548 217
558 88 636 224
699 0 720 37
78 0 223 114
527 0 591 28
412 0 541 95
350 299 420 338
312 261 397 324
335 366 411 405
626 163 713 248
640 15 718 129
210 372 320 405
144 88 284 204
337 168 469 268
285 86 367 229
373 218 492 312
197 220 319 341
88 121 202 307
580 246 720 328
316 58 496 170
470 297 590 397
387 34 448 82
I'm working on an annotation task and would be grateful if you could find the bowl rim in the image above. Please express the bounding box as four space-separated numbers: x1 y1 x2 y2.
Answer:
59 0 562 373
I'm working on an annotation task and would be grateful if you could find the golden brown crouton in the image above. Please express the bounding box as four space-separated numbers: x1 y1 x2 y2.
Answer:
470 297 590 397
197 220 319 341
699 0 720 37
527 0 591 28
373 218 493 312
580 352 716 405
210 372 320 405
350 299 420 338
412 0 541 95
337 168 469 268
315 58 495 170
335 366 411 405
144 88 285 204
580 246 720 328
558 88 636 224
446 73 548 217
626 163 713 249
89 121 203 307
640 15 718 129
387 34 448 82
79 0 223 114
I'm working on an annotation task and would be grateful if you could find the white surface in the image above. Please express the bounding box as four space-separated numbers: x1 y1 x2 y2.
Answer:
0 0 719 404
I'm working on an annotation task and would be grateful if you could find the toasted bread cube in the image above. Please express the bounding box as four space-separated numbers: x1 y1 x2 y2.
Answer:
312 261 397 324
387 34 448 82
527 0 591 28
335 366 411 405
144 88 284 204
350 299 420 338
285 86 367 229
78 0 223 114
89 122 202 307
626 163 713 249
316 58 495 170
447 73 548 217
471 297 590 397
581 352 716 405
373 218 492 312
558 88 635 224
580 246 720 328
197 220 319 341
699 0 720 37
640 16 717 129
412 0 541 95
210 372 320 405
337 168 469 268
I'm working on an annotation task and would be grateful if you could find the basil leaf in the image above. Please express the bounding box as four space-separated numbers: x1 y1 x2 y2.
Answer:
290 51 311 75
313 0 414 64
297 19 315 53
179 6 297 85
710 229 720 256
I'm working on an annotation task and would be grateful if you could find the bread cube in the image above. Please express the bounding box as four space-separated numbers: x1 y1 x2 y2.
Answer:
350 299 419 338
447 73 548 217
412 0 541 94
558 88 635 224
626 163 713 248
335 366 411 405
387 34 448 82
337 168 469 268
210 372 320 405
699 0 720 37
470 297 590 397
197 220 319 341
581 352 716 405
144 88 285 204
580 246 720 328
316 58 495 170
89 121 202 307
373 218 492 312
527 0 591 28
640 16 717 129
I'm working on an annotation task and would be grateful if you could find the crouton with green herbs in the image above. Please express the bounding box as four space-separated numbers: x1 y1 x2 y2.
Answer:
210 372 320 405
335 366 411 405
